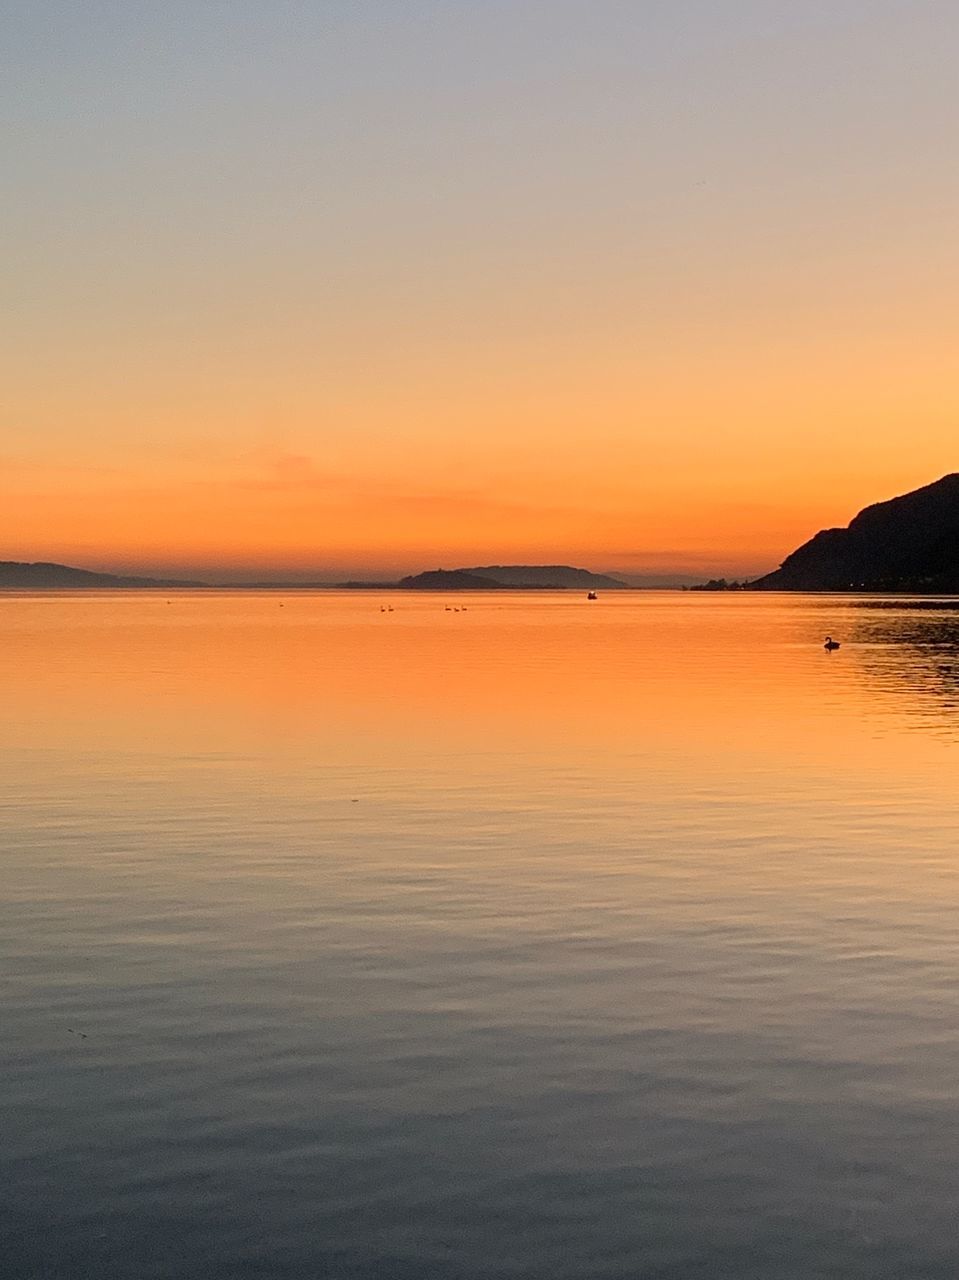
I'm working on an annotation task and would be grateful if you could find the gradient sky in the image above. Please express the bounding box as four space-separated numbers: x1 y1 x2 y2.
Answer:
4 1 957 580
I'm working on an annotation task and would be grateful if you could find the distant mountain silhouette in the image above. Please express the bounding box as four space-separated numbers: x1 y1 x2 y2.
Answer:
399 569 504 590
0 561 204 588
459 565 626 589
399 565 626 590
0 560 624 590
751 474 959 591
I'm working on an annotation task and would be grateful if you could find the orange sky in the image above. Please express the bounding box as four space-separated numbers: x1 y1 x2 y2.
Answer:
4 3 957 580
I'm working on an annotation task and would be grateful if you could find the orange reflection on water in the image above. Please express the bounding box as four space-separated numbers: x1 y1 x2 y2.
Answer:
2 590 958 771
2 590 959 943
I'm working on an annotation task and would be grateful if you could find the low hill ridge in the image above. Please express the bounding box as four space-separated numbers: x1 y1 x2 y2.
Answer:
0 561 204 588
399 565 625 590
460 565 626 588
398 569 503 590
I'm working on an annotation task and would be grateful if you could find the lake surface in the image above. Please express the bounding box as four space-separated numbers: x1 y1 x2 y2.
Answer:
3 590 959 1279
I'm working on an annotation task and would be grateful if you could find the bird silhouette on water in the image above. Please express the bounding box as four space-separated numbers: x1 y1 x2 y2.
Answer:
824 636 841 651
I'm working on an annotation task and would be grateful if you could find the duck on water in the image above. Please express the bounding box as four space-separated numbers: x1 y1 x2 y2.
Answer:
824 636 841 651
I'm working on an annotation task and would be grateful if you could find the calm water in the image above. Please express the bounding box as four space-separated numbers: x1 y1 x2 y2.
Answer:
3 591 959 1279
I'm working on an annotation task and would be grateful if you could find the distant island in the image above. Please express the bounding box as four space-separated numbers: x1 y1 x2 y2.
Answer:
398 570 505 590
0 560 626 591
398 565 627 590
693 474 959 593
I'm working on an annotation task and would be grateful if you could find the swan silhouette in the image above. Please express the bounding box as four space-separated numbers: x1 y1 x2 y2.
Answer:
824 636 840 651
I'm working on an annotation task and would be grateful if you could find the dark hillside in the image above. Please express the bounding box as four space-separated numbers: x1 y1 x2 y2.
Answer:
751 475 959 592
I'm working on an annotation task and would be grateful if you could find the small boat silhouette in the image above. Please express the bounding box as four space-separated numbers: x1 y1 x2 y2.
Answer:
824 636 840 651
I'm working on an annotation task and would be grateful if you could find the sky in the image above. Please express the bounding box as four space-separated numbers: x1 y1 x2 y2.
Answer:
4 0 957 581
